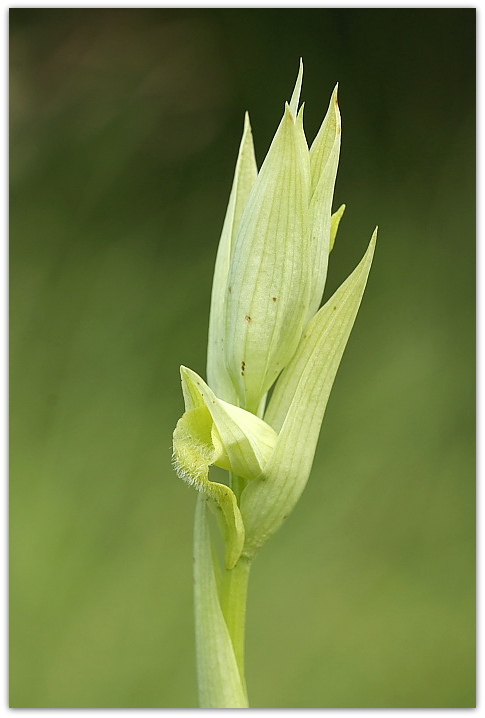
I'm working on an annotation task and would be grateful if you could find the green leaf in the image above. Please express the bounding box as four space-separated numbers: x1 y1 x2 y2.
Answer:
240 229 377 557
224 104 311 414
194 495 248 708
207 113 258 404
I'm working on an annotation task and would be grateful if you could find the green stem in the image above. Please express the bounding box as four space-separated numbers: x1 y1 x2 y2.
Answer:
194 495 249 708
221 555 252 699
230 471 247 503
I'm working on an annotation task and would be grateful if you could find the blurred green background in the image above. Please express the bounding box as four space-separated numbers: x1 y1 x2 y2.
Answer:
10 8 475 708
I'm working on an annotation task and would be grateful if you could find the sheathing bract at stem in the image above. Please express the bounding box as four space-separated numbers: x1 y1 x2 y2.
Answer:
240 231 376 557
171 60 377 709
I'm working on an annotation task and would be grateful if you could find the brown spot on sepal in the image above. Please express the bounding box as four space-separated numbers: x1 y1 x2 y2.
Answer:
272 296 278 302
245 315 252 323
241 360 246 376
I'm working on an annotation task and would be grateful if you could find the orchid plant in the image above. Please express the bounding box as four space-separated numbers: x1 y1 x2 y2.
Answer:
172 61 377 708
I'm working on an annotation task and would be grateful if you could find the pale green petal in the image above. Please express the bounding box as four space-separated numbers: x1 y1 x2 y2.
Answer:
194 495 248 708
224 104 311 414
289 58 303 116
307 85 341 318
240 229 377 557
214 400 278 474
207 113 258 404
330 203 346 252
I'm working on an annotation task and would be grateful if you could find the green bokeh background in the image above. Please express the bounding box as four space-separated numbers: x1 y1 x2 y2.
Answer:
10 8 475 708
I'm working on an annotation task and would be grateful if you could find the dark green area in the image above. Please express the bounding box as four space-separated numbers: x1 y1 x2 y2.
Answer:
10 8 475 708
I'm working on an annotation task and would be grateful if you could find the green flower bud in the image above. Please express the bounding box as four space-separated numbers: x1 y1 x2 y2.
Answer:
173 60 377 565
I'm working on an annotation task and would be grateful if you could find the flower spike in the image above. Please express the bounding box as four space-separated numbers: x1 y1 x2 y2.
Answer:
172 63 377 709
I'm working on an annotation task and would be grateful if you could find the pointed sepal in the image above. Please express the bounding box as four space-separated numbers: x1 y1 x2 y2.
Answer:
289 58 304 116
207 114 258 404
307 84 341 318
